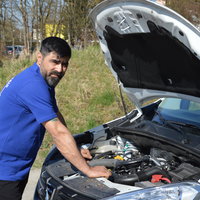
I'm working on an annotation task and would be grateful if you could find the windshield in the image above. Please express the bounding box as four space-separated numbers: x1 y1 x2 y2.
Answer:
6 47 13 51
154 98 200 128
14 46 23 51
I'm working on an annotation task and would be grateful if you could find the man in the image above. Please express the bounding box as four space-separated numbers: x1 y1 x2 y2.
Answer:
0 37 111 200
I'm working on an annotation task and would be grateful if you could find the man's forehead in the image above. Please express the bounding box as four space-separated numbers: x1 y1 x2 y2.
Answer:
47 52 69 61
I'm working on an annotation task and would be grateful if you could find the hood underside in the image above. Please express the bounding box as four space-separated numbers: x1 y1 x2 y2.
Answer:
90 0 200 106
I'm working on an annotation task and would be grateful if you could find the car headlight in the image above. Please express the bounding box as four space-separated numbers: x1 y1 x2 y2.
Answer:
104 182 200 200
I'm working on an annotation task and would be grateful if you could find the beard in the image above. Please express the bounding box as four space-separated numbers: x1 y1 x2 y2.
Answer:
45 71 64 87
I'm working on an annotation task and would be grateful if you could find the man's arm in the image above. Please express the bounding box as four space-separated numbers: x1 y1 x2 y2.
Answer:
42 118 111 178
56 111 92 159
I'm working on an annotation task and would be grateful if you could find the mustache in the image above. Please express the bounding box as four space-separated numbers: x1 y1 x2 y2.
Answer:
49 71 63 79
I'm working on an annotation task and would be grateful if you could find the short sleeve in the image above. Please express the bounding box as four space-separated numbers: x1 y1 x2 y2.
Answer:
17 80 58 123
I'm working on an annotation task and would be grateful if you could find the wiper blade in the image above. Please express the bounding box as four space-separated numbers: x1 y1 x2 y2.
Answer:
166 120 200 130
155 111 189 144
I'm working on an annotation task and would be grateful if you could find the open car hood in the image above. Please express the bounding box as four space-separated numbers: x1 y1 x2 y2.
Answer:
90 0 200 107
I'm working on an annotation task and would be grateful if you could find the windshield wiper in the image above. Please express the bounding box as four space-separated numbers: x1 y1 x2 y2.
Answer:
155 111 190 144
166 120 200 131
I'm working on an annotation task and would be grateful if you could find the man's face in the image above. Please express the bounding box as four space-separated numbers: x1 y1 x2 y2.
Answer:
37 52 70 87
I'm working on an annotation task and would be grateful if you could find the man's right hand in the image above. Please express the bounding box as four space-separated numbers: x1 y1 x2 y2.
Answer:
85 166 112 179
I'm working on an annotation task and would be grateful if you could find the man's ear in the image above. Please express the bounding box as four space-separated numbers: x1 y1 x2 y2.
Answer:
37 52 43 66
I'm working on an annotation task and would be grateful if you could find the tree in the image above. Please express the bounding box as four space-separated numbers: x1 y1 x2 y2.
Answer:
63 0 104 47
0 0 7 53
0 0 106 54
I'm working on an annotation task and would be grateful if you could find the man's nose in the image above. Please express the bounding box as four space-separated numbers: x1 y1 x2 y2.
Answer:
55 64 63 72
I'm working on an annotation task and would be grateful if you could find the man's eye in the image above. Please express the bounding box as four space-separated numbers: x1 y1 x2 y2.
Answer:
53 60 60 64
62 63 68 68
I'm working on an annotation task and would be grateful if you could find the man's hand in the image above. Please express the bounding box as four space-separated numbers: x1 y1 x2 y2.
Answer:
80 148 92 159
80 149 111 178
86 166 112 179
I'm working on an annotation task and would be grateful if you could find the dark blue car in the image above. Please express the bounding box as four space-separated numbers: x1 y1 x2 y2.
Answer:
34 0 200 199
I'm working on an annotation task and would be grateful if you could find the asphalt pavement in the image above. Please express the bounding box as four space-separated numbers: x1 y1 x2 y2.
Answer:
22 168 41 200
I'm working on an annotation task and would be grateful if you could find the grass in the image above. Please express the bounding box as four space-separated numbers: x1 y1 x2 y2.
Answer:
0 45 134 168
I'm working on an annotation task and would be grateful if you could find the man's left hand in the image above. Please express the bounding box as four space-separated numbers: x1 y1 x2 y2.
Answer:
80 148 92 159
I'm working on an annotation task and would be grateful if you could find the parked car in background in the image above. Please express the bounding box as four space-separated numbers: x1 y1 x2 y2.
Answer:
5 45 24 57
34 0 200 199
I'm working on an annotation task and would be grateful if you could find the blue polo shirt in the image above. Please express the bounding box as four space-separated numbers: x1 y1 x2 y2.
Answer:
0 63 58 181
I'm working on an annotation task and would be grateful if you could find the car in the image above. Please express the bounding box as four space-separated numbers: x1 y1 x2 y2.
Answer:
34 0 200 199
5 46 14 55
5 45 24 57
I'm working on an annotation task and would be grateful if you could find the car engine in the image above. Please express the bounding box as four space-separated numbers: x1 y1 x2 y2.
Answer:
86 135 200 188
38 132 200 199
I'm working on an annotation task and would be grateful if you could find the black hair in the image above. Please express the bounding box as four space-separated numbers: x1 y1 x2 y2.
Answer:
40 37 71 58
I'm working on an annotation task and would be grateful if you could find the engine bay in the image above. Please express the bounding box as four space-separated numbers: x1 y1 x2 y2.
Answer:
86 135 200 188
42 130 200 199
